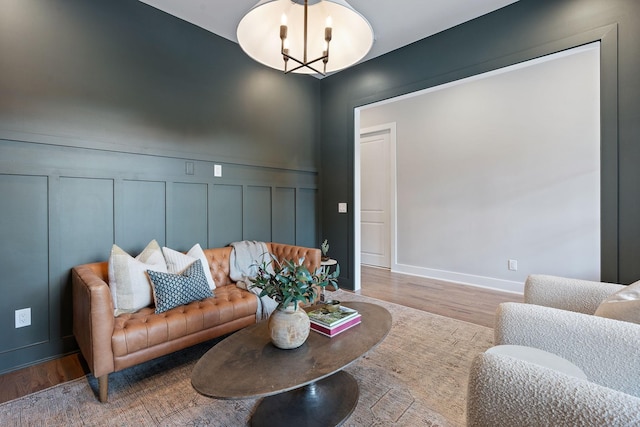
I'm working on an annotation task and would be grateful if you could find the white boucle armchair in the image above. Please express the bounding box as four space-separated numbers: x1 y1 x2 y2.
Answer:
467 274 640 426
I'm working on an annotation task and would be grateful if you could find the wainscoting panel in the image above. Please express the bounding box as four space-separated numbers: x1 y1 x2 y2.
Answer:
296 188 318 248
0 174 49 354
58 177 116 265
244 186 272 243
0 139 318 374
273 187 296 245
169 182 208 251
119 180 166 252
211 184 243 248
56 177 116 338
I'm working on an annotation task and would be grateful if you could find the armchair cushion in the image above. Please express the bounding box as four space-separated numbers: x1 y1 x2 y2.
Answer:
468 352 640 427
595 280 640 324
495 302 640 397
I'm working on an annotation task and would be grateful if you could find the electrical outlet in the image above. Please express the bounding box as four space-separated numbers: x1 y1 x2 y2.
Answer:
15 308 31 328
508 259 518 271
338 202 348 213
214 164 222 177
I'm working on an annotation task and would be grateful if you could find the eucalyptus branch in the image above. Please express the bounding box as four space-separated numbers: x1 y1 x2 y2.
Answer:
249 253 339 306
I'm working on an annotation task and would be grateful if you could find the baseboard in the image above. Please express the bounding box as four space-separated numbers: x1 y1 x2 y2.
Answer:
0 335 79 376
391 263 524 294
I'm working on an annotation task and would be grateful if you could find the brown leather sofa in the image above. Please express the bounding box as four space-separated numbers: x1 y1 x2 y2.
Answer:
72 242 320 402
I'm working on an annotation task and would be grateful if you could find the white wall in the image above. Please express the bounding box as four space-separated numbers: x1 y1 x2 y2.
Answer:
359 43 601 293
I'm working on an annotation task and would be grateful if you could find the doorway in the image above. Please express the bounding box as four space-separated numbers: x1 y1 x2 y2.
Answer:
354 42 602 293
360 125 396 269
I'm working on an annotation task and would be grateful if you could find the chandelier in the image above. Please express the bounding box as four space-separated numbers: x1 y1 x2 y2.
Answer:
237 0 374 75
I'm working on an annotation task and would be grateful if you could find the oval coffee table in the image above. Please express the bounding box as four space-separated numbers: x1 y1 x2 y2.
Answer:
191 301 392 427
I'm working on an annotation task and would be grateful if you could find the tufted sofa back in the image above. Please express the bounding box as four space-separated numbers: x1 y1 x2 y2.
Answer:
80 242 321 290
202 247 235 287
267 242 321 272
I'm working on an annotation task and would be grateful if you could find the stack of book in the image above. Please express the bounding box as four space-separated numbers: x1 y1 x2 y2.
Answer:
308 305 361 337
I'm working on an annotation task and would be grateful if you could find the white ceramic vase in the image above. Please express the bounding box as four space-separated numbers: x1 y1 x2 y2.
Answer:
268 303 310 349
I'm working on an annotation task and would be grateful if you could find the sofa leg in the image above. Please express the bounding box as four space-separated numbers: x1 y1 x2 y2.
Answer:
98 374 109 402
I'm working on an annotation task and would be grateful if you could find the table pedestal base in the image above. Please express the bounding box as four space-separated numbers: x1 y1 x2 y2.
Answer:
251 371 359 427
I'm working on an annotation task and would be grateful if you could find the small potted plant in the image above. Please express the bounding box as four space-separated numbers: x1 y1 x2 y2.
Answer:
321 239 330 262
250 255 339 349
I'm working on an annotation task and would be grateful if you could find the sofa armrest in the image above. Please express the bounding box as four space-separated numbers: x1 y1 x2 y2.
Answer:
524 274 624 314
467 352 640 427
72 264 115 378
495 302 640 397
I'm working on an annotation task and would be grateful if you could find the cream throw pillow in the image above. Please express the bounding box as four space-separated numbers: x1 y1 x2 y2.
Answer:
594 280 640 324
109 240 167 316
162 244 216 290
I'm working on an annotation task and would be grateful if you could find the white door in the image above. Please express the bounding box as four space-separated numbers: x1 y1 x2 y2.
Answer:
360 130 391 268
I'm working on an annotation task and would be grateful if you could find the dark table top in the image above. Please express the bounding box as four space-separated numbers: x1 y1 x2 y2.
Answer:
191 301 392 399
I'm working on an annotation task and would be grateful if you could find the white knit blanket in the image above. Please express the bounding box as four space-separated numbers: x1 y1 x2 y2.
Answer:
229 240 278 321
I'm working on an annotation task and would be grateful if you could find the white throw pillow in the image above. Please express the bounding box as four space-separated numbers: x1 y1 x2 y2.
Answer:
108 240 168 316
162 244 216 290
594 280 640 324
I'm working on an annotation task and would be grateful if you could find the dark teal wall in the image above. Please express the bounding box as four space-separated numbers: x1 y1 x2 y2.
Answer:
3 0 640 374
320 0 640 288
0 0 320 373
0 0 320 169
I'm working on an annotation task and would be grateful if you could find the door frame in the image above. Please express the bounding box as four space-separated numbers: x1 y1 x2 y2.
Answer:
354 122 397 290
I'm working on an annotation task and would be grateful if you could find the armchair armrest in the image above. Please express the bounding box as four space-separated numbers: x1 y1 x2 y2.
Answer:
72 264 115 378
467 352 640 427
525 274 623 314
495 302 640 397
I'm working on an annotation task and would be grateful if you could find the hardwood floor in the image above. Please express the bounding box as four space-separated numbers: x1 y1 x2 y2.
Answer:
0 351 89 404
357 266 522 328
0 266 522 404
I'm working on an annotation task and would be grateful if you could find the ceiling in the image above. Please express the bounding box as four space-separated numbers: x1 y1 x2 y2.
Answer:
138 0 520 74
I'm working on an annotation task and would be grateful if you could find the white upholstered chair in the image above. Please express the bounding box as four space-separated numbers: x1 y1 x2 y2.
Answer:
467 275 640 426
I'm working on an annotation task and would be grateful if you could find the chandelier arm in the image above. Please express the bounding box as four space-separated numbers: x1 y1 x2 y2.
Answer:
286 65 323 75
285 0 326 75
285 59 325 75
282 52 328 66
303 0 308 64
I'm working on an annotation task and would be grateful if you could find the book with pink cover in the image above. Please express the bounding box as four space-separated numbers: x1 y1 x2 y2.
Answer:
310 314 362 337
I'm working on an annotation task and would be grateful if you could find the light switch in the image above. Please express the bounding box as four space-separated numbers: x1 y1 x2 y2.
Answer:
214 164 222 177
338 203 348 213
185 161 195 175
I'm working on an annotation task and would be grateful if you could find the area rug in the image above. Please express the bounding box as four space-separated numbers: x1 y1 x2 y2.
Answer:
0 290 493 426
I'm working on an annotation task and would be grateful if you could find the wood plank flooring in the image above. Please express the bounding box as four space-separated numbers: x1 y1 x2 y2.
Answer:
0 266 522 404
358 266 522 328
0 351 88 405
